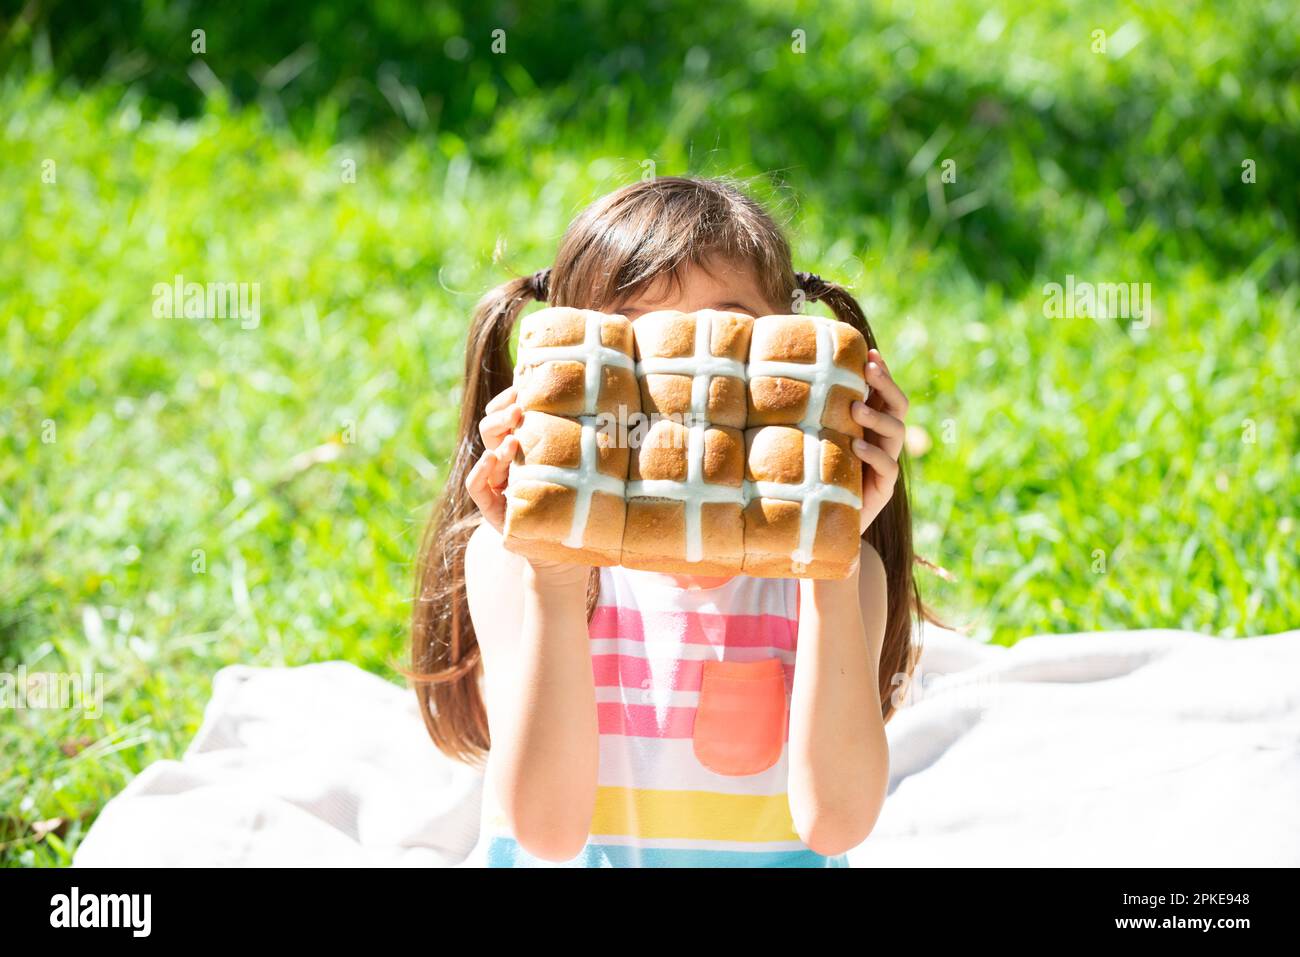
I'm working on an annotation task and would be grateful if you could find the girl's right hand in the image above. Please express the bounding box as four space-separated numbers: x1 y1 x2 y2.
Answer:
465 385 524 532
465 386 591 581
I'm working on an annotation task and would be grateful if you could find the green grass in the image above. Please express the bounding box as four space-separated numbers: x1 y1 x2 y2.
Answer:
2 0 1298 865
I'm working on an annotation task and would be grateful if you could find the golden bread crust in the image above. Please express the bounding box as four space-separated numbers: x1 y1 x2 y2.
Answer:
500 309 869 578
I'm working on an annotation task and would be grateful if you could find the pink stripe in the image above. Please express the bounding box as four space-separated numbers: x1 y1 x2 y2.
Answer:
592 654 793 694
598 702 698 737
589 606 797 650
597 702 792 740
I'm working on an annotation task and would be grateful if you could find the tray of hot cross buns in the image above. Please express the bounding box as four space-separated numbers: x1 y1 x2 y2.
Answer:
502 306 869 579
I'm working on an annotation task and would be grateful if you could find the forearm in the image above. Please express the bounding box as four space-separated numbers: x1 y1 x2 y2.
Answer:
485 563 598 857
787 572 889 854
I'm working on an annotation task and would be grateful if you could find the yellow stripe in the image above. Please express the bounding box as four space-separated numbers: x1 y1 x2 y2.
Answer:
590 786 799 843
483 787 801 844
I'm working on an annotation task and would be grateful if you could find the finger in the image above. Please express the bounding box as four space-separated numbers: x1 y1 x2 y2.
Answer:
851 438 900 487
478 403 523 450
465 445 509 501
852 402 905 460
465 440 517 530
484 385 519 414
865 359 909 417
867 348 902 391
464 455 502 528
484 435 518 491
478 434 517 496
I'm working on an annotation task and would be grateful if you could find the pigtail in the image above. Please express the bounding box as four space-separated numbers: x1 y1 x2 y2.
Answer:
797 271 929 723
796 271 875 348
405 271 546 766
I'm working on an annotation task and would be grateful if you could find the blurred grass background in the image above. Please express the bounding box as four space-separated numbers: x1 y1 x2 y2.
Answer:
1 0 1297 865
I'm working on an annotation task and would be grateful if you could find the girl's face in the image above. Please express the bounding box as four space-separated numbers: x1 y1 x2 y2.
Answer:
612 256 778 320
611 256 777 590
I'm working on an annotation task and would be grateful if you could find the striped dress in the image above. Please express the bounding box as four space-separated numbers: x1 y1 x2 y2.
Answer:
462 563 850 867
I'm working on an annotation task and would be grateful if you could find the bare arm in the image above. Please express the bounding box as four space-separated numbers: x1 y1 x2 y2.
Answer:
785 345 910 854
786 539 890 856
465 521 598 862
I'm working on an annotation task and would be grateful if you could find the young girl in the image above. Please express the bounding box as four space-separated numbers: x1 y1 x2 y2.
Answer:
410 176 923 867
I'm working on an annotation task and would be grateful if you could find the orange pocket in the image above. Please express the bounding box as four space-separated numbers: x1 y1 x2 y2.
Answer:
692 658 788 776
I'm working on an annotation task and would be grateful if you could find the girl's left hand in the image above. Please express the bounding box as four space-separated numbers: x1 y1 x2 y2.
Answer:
848 348 909 535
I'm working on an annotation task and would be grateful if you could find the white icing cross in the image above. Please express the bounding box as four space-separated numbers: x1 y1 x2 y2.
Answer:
744 428 862 567
514 312 634 414
634 313 747 422
746 317 868 429
511 312 868 566
626 423 745 563
509 416 626 549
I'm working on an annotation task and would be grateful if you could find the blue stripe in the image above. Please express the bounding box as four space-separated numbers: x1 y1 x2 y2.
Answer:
487 836 848 868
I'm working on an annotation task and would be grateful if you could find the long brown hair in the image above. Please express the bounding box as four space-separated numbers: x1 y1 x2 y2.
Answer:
408 176 928 767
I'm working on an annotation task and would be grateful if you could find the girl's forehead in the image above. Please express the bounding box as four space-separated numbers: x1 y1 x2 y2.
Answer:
614 258 772 315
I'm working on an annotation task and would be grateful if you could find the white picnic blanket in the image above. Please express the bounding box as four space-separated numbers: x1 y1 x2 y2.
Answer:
72 626 1300 867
